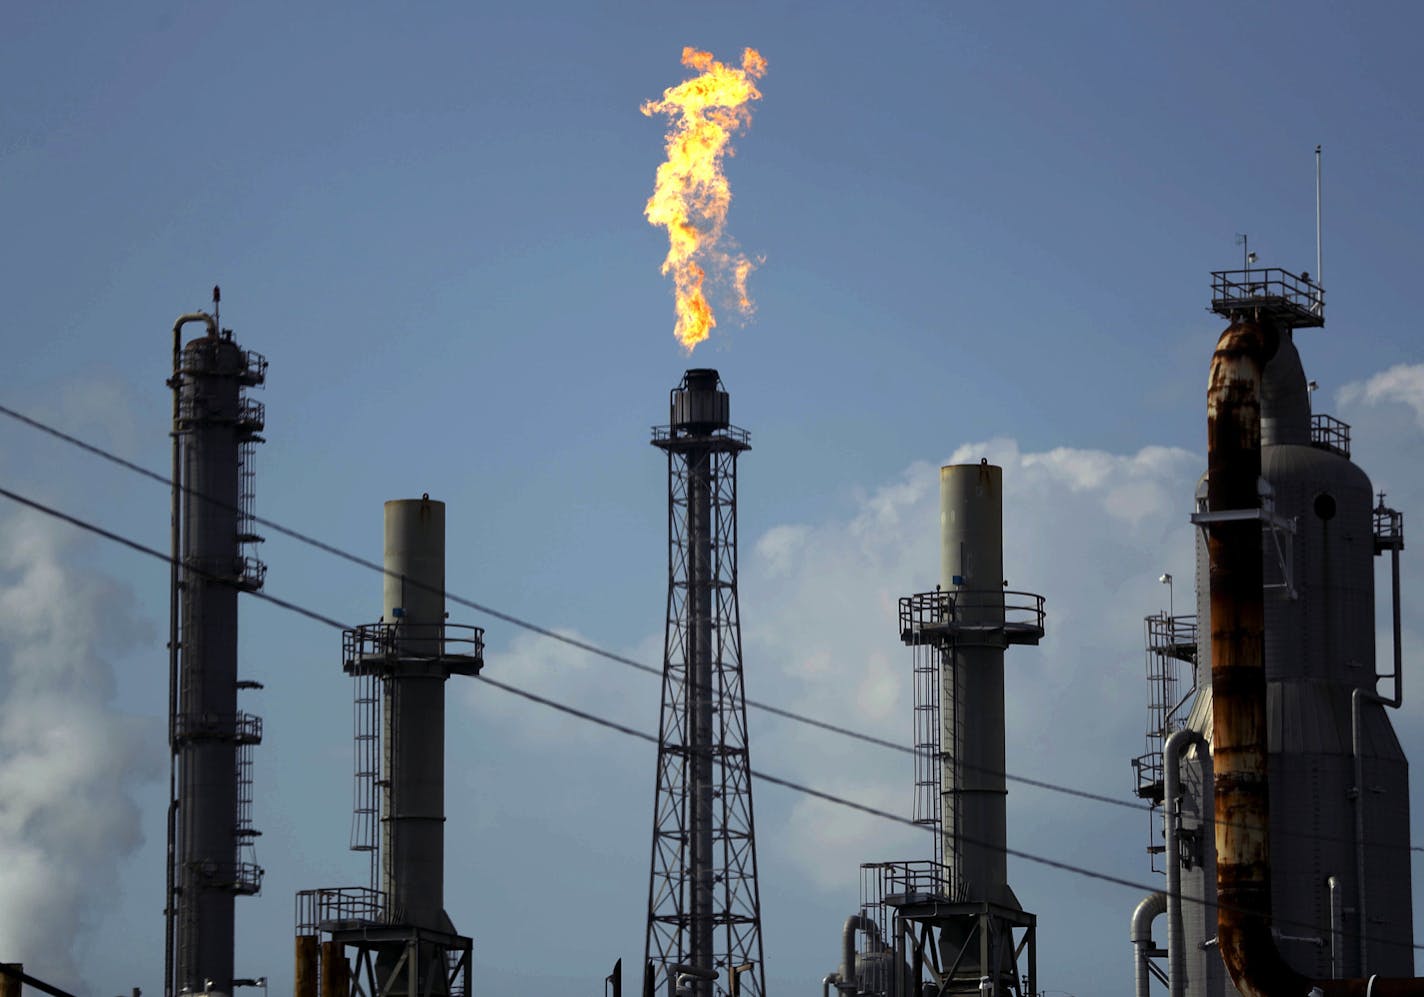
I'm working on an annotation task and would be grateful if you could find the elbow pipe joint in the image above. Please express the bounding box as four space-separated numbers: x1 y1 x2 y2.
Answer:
840 914 884 989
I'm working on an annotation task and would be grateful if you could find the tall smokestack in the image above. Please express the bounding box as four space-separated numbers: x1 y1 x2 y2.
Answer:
885 459 1044 995
645 370 765 997
293 496 481 997
939 461 1013 905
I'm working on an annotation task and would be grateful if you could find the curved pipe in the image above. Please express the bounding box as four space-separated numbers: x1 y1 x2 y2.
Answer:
840 914 885 992
1165 728 1208 997
837 917 882 991
1131 891 1167 997
1205 318 1424 996
821 973 839 997
164 310 213 997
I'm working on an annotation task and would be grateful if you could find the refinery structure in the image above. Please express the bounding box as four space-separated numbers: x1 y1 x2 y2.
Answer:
2 220 1423 997
0 70 1418 991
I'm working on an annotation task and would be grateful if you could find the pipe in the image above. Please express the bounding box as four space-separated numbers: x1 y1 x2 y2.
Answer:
1329 876 1344 978
1165 729 1208 997
1205 317 1424 996
294 935 318 997
165 310 213 997
1131 892 1167 997
840 914 884 991
821 973 839 997
1352 520 1406 972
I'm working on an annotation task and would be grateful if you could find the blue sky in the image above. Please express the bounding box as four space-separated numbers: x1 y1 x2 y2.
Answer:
3 3 1424 995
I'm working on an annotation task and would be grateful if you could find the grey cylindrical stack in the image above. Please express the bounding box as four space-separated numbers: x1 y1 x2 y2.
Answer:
939 462 1012 907
381 498 448 931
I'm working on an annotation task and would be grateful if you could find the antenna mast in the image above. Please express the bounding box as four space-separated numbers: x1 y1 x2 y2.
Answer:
1316 144 1323 289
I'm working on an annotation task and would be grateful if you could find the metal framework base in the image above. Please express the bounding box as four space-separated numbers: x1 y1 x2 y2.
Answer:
888 900 1036 997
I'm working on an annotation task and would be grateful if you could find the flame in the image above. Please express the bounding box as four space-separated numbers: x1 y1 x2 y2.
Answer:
642 46 766 351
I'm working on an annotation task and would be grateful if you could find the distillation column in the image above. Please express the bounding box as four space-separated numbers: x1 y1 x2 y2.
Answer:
168 303 267 997
645 370 765 997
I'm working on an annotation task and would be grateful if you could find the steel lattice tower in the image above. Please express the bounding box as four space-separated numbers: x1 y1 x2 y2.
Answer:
645 369 765 997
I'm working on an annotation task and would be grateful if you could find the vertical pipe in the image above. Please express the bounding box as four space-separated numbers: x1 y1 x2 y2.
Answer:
294 936 319 997
1350 538 1406 975
0 964 21 997
1164 729 1207 997
318 942 345 997
166 313 213 997
1329 876 1343 978
1316 145 1323 290
687 450 715 997
1205 317 1310 994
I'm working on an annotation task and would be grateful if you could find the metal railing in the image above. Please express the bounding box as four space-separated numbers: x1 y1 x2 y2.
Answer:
172 710 263 744
1311 412 1351 457
898 589 1045 645
240 349 268 386
295 886 390 934
342 621 485 665
236 397 266 433
1375 501 1405 553
235 555 267 591
1210 268 1325 327
650 423 751 446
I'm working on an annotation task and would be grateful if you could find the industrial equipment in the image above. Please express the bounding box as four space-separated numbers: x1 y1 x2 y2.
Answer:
1128 266 1419 995
644 369 766 997
166 289 268 997
832 461 1046 996
295 497 483 997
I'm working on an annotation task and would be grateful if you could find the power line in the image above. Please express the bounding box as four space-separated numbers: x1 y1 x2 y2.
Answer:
6 403 1423 859
6 400 1422 860
1 481 1420 954
0 401 1150 816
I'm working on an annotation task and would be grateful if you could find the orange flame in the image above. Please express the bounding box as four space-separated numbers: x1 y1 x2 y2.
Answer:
642 46 766 351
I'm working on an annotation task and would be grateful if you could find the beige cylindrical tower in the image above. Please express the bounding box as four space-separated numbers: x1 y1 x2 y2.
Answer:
939 461 1013 907
380 497 448 932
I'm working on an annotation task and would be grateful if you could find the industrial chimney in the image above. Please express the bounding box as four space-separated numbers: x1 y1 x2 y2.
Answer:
836 461 1045 997
295 496 483 997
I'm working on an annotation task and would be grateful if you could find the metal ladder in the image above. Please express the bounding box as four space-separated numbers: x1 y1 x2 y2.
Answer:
351 670 381 889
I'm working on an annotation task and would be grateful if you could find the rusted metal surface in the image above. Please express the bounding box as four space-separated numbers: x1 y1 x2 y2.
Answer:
295 934 319 997
1206 318 1424 996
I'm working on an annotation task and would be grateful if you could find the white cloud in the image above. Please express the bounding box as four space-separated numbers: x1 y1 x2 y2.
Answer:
1338 363 1424 430
741 439 1202 894
0 513 160 992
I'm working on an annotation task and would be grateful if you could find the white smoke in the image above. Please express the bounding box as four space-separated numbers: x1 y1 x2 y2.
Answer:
0 511 159 991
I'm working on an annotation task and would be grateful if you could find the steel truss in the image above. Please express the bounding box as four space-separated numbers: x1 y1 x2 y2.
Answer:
646 417 764 997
